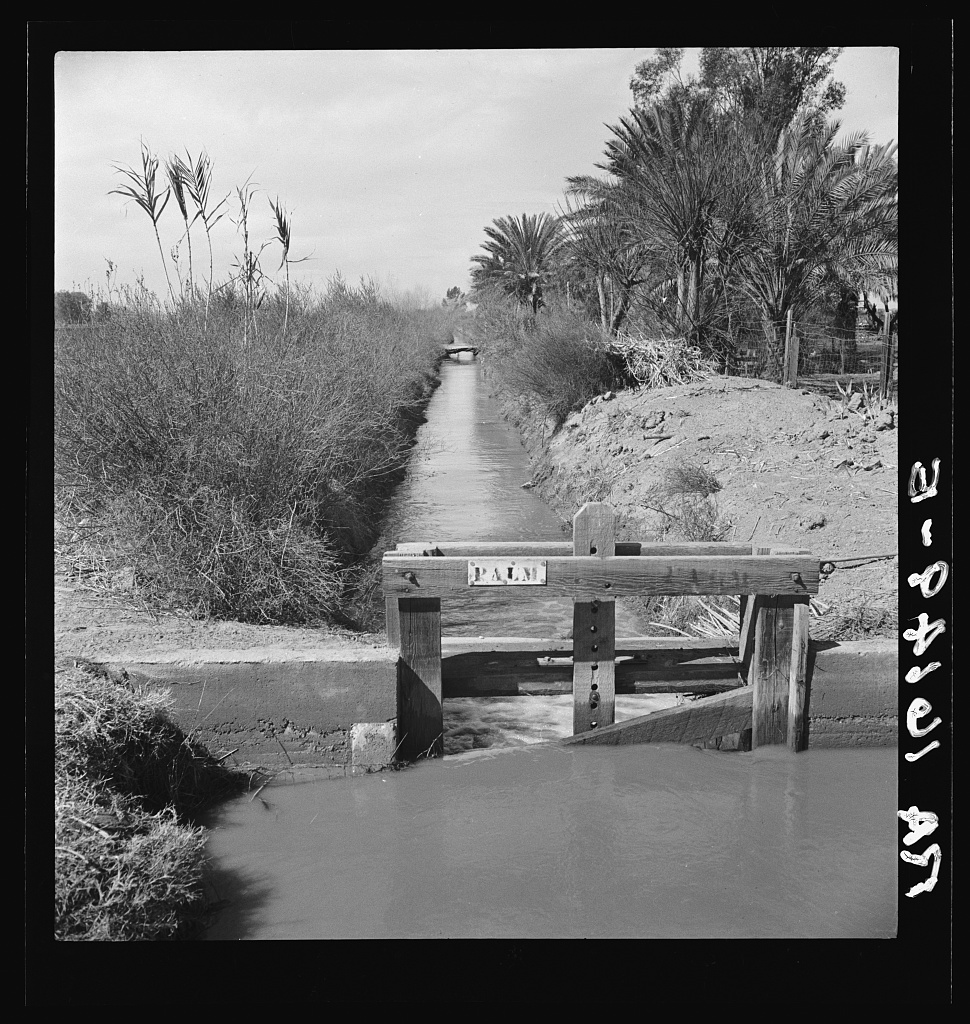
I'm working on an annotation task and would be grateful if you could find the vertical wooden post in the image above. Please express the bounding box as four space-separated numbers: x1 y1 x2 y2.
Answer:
750 595 792 746
385 543 434 652
572 503 616 735
879 311 894 400
397 597 443 761
749 593 809 749
783 309 798 387
787 595 811 752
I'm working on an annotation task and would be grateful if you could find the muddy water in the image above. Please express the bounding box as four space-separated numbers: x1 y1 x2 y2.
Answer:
203 744 896 939
201 355 897 939
378 355 646 640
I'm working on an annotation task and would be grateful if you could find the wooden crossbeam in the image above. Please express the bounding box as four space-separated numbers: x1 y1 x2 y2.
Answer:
382 554 819 598
392 541 757 558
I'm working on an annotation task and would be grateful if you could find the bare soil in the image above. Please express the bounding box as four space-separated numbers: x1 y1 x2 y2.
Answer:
525 375 897 617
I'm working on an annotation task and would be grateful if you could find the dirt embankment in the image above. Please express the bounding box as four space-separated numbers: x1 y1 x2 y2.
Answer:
508 376 898 617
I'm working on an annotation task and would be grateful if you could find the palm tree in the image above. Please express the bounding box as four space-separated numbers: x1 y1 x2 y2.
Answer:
470 213 566 316
559 183 655 336
575 95 755 349
731 114 898 378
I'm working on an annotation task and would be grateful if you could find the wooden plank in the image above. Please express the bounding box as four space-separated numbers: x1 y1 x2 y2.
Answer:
397 597 443 761
788 596 811 752
385 596 401 651
750 595 796 747
739 594 759 681
382 554 820 597
443 675 742 698
409 541 756 558
440 636 739 657
572 503 616 734
562 688 754 747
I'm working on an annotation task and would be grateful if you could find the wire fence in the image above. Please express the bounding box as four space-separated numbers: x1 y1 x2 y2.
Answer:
719 315 897 400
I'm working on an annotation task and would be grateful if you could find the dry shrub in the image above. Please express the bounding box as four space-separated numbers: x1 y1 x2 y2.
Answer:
642 462 730 543
55 279 455 624
478 301 621 427
812 596 898 641
610 334 717 389
54 666 253 940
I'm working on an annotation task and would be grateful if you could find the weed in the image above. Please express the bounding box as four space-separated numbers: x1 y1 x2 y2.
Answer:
641 462 731 543
812 595 898 641
830 379 897 424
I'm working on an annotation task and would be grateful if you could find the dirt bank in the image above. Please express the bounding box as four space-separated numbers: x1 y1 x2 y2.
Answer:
508 375 897 619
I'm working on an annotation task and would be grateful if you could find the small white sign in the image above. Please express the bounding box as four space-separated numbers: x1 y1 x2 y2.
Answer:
467 559 547 586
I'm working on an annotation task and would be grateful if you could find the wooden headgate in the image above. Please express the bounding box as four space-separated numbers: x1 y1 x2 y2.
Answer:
382 502 818 761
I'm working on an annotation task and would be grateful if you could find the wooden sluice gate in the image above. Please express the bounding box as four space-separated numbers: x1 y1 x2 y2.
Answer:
382 502 819 761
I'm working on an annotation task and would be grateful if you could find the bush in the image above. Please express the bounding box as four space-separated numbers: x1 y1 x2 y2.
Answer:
55 279 456 624
55 290 92 325
477 300 621 427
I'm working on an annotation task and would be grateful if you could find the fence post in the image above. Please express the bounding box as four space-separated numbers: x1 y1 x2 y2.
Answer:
879 310 894 400
783 309 798 387
572 502 616 735
397 597 443 761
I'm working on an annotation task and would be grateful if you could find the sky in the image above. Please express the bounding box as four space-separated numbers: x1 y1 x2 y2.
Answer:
53 47 899 306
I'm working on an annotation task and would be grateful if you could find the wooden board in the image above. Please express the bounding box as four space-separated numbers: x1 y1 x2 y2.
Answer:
397 597 443 761
572 503 617 734
561 688 754 747
439 637 739 656
383 554 820 597
395 541 756 558
750 595 794 746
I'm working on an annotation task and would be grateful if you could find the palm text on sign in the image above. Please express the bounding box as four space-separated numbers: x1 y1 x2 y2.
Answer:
467 559 547 586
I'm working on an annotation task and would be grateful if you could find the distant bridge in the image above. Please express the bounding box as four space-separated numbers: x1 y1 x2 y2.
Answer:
442 343 479 360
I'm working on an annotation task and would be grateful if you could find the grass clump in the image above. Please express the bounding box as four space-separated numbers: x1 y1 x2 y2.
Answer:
54 665 254 940
642 462 730 544
812 596 898 641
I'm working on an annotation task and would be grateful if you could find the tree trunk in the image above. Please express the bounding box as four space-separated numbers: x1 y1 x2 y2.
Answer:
761 314 785 381
597 276 609 333
610 287 632 336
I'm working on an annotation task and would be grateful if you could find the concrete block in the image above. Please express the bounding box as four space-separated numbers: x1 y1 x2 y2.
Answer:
351 721 398 775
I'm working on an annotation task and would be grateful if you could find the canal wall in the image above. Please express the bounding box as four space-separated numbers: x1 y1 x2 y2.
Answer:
91 636 897 771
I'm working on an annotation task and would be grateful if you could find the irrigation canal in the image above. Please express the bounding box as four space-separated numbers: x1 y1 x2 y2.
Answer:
200 354 897 939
